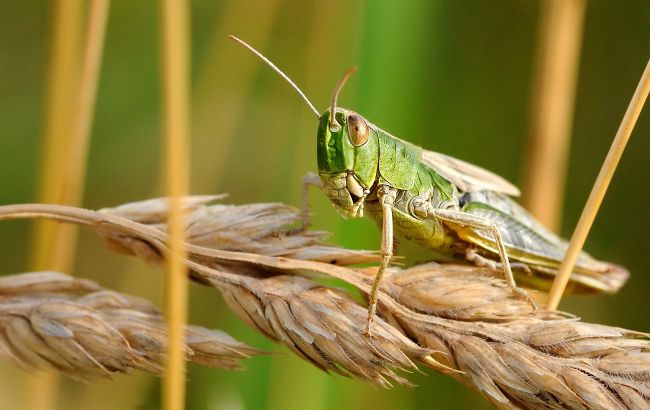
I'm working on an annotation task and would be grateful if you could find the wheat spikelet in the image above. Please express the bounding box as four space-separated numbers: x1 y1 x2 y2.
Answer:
0 197 648 409
99 196 379 267
376 265 650 408
0 271 262 377
218 274 429 387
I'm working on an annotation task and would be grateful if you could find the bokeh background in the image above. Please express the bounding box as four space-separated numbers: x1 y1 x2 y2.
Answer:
1 1 649 409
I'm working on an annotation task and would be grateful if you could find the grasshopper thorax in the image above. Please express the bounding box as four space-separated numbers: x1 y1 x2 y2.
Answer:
316 108 379 217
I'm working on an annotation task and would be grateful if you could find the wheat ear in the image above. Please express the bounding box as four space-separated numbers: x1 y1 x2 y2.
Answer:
0 271 262 377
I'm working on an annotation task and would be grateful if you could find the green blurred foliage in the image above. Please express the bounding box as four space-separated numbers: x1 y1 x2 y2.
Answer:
0 1 648 409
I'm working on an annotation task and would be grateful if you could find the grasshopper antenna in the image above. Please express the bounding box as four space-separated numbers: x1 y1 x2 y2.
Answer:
329 67 357 131
228 35 320 118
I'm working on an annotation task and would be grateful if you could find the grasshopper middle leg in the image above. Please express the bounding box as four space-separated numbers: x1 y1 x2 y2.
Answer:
431 208 536 310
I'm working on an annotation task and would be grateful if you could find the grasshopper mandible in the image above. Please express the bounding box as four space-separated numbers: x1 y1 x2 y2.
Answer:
229 36 629 336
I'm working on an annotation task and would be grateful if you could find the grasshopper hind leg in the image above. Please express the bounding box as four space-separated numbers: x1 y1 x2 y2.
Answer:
431 209 537 311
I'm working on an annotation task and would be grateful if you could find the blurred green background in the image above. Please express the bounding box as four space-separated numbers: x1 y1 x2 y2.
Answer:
0 1 648 409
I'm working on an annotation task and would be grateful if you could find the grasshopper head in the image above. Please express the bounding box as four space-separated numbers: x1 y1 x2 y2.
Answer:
316 108 379 217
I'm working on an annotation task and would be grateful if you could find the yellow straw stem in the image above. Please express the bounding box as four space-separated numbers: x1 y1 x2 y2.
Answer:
160 0 191 409
54 0 111 269
61 0 111 213
546 59 650 310
28 0 81 403
29 0 83 272
522 0 586 231
27 1 109 409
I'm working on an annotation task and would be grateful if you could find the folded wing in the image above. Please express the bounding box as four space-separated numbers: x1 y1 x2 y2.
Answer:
421 150 520 196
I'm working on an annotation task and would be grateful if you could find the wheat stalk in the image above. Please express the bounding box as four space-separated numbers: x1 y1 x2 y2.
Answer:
0 271 262 377
0 197 647 409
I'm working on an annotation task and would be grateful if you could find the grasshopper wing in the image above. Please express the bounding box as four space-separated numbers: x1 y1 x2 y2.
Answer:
421 150 520 196
450 194 629 294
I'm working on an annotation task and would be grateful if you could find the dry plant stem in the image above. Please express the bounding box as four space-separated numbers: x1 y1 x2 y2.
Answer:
30 0 109 272
26 0 83 405
0 201 648 408
523 0 586 231
546 58 650 310
60 0 110 213
30 0 83 271
27 1 106 409
159 0 191 408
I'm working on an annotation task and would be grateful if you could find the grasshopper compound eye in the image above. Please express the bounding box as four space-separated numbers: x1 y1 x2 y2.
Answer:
347 114 369 146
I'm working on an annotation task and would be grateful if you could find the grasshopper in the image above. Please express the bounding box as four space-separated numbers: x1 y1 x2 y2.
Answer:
230 36 629 336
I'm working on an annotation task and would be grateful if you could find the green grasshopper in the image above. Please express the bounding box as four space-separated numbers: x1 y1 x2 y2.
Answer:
230 36 629 335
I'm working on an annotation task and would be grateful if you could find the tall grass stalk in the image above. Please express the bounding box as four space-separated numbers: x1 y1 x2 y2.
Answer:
60 0 110 220
29 0 82 272
159 0 191 409
27 0 109 409
522 0 586 231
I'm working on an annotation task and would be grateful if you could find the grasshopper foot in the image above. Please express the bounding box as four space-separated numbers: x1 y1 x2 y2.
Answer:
363 317 374 338
363 301 379 338
512 286 537 313
466 248 537 311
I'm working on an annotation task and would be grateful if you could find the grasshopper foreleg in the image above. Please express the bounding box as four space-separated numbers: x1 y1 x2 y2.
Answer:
431 209 537 311
364 185 397 337
299 172 324 230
